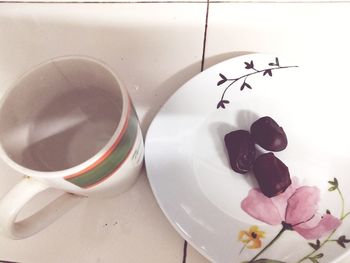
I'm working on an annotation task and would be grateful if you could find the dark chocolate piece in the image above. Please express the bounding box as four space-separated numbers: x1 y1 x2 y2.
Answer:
224 130 256 174
250 116 288 152
253 152 291 197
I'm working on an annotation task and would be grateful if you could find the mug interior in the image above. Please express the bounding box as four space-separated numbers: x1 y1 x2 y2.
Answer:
0 57 124 172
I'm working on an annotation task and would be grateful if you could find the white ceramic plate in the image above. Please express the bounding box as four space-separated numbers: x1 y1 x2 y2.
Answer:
145 54 350 263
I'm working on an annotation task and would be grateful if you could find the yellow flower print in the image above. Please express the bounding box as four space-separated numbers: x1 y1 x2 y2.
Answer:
238 225 265 251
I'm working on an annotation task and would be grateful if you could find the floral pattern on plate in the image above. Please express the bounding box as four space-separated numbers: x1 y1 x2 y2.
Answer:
239 178 350 263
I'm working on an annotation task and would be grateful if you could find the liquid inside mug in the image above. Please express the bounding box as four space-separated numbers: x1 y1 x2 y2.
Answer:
0 56 144 239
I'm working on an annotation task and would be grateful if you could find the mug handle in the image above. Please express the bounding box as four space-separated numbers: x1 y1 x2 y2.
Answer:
0 177 81 239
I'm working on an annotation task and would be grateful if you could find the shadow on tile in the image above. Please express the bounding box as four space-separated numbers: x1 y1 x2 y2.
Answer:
141 51 255 135
0 12 206 142
204 51 254 69
140 60 202 135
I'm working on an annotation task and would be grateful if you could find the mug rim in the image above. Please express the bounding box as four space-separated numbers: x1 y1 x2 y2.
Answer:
0 55 131 178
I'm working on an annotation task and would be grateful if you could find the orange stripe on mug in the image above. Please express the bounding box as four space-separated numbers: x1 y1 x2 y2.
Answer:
83 137 137 189
65 98 131 180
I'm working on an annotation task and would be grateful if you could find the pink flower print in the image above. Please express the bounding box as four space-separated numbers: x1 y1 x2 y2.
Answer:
241 181 341 240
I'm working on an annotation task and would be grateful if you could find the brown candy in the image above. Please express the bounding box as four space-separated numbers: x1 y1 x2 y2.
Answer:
250 116 288 152
253 152 291 197
224 130 256 174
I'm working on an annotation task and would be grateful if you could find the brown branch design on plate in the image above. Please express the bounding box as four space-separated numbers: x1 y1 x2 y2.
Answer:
216 57 298 109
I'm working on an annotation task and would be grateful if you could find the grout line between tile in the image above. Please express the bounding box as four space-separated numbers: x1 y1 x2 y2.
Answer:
182 240 188 263
200 0 210 71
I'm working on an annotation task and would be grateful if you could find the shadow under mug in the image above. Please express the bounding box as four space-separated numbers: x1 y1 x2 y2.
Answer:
0 56 144 239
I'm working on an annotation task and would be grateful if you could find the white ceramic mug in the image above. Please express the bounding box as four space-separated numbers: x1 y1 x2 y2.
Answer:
0 56 144 239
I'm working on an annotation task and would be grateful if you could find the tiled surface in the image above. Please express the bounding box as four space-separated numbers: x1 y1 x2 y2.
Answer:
0 3 205 133
205 3 350 69
0 4 209 263
1 2 350 263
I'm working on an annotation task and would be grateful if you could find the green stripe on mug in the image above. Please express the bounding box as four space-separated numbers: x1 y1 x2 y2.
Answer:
64 107 138 188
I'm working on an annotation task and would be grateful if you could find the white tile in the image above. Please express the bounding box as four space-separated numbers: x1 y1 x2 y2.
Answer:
0 3 206 133
0 3 207 263
187 244 211 263
0 171 186 263
205 3 350 69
